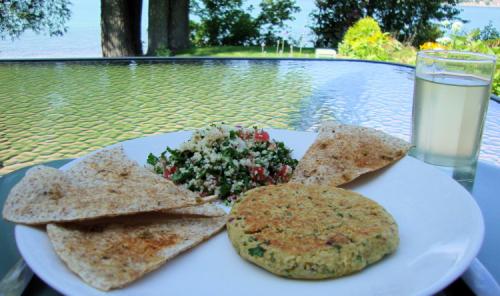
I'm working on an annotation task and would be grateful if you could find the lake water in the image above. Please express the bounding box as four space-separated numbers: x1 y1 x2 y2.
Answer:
0 2 498 58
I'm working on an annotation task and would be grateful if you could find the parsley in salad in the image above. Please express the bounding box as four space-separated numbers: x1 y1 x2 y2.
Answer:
147 124 298 202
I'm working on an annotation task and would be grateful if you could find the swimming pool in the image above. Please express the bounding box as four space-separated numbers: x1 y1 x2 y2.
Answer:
1 58 499 174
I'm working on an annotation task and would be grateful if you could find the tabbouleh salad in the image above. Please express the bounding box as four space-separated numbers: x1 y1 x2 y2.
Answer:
147 124 298 202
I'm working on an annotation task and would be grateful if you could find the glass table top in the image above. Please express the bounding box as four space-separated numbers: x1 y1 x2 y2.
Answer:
1 59 498 176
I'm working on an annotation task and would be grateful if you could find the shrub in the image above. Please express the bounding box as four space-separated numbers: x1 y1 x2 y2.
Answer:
419 42 447 51
434 29 500 96
338 17 415 63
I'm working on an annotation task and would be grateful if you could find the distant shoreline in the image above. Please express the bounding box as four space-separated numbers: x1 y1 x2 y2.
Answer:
459 3 500 8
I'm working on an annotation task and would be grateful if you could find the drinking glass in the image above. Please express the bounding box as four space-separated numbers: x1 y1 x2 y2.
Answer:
411 50 497 187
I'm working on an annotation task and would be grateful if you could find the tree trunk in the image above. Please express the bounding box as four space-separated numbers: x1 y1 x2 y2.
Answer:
101 0 142 57
147 0 169 55
366 0 376 17
129 0 143 55
168 0 190 53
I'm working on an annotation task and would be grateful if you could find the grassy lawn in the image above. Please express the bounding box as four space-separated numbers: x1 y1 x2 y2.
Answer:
173 45 416 64
175 46 317 58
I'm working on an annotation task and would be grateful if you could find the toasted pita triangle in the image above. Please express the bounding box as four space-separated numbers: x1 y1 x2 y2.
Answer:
291 121 411 187
3 147 208 225
165 201 226 217
65 147 193 196
47 215 227 291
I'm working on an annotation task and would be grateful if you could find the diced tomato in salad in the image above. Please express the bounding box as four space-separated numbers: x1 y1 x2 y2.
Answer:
250 166 266 182
277 165 292 182
254 130 270 142
278 165 288 177
163 166 177 179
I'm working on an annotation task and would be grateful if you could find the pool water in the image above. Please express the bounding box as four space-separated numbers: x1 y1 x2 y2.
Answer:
1 59 499 175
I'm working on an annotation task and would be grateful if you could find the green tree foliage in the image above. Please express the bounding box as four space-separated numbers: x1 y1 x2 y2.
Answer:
310 1 364 48
479 22 500 41
191 0 299 46
310 0 460 48
191 0 258 46
376 1 460 46
0 0 71 39
256 0 300 44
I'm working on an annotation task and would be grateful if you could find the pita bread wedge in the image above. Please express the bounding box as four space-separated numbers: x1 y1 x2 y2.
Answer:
3 151 209 224
47 215 227 291
165 202 226 217
291 121 411 187
65 147 192 195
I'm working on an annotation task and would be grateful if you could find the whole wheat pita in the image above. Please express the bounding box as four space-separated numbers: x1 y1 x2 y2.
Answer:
47 215 227 291
166 201 226 217
291 121 411 187
2 147 209 225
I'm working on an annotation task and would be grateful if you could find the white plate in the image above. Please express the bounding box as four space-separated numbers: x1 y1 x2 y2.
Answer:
15 129 484 296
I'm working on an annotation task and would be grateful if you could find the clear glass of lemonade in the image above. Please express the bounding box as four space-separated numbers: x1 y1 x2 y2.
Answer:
411 50 496 185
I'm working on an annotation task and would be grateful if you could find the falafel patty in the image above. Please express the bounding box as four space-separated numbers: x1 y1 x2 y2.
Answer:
226 183 399 279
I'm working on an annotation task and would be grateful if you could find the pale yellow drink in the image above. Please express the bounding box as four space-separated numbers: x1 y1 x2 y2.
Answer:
410 50 496 187
411 73 490 167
